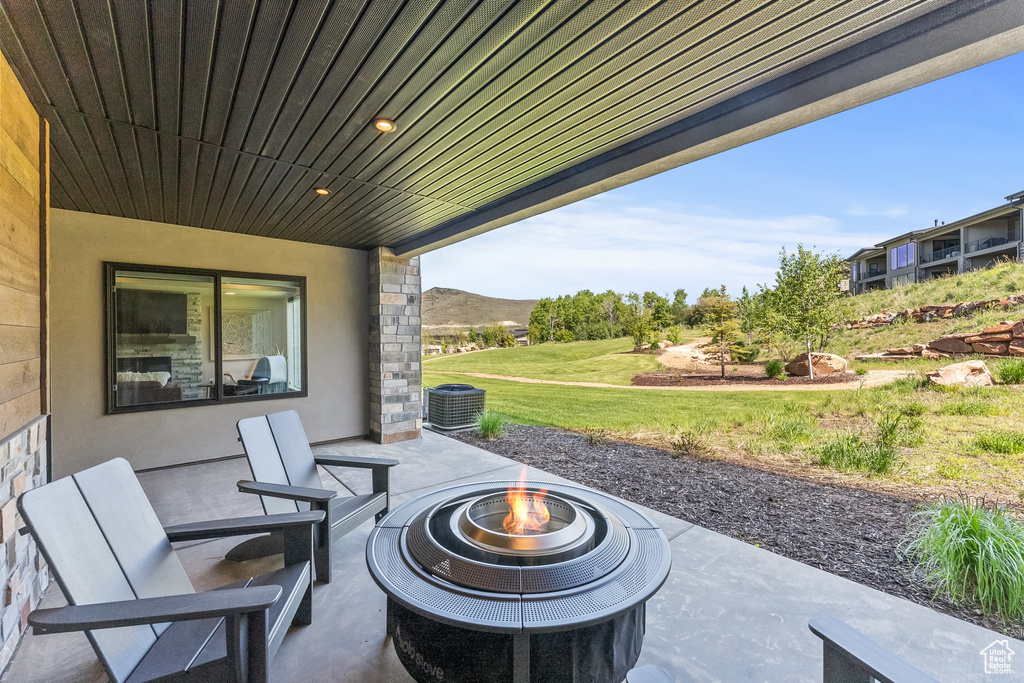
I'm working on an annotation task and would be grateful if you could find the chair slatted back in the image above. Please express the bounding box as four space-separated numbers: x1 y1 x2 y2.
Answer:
73 460 194 632
238 411 322 514
18 459 195 683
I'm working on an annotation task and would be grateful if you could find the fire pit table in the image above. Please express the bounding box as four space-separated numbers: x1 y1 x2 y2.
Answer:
366 477 671 683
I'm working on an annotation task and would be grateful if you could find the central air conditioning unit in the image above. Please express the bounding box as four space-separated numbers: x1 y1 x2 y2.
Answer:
425 384 485 431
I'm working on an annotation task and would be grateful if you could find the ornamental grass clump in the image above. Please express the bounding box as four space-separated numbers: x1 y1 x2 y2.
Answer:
816 414 906 475
764 360 784 379
975 429 1024 455
904 496 1024 621
996 358 1024 385
475 411 507 440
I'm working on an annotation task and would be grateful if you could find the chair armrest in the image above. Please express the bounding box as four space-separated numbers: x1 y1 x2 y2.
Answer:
164 511 325 542
29 586 281 634
808 616 939 683
236 480 337 503
313 454 399 469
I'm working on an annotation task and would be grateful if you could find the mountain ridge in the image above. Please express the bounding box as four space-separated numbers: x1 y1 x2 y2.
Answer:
422 287 537 329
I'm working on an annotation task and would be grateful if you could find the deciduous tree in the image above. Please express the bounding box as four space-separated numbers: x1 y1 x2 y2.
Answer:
764 245 848 378
699 285 742 378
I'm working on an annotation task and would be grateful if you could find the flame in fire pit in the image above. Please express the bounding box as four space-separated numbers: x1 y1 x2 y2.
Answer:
503 467 550 535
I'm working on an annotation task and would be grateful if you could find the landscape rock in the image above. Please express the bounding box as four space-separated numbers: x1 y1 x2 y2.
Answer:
921 348 951 359
1011 339 1024 356
966 333 1013 343
657 340 673 350
785 352 848 377
928 336 975 354
885 347 917 355
927 360 994 388
971 341 1009 355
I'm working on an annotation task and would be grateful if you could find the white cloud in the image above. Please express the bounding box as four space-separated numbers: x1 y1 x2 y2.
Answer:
845 205 909 217
421 196 892 300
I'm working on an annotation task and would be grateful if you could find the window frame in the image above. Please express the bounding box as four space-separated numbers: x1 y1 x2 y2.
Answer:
105 262 308 414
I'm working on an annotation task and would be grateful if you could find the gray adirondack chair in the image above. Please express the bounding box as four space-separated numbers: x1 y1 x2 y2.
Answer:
18 458 323 683
229 410 399 582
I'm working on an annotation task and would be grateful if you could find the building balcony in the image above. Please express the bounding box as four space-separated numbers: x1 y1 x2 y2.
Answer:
921 245 961 263
965 235 1019 254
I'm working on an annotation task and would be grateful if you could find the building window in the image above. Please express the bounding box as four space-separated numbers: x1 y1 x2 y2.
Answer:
890 243 914 270
106 264 306 413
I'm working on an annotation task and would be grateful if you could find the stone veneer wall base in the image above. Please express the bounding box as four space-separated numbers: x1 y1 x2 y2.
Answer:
0 417 49 671
368 248 422 444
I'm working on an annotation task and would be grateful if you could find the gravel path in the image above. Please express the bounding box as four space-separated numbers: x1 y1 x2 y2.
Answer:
430 370 910 392
451 424 1012 633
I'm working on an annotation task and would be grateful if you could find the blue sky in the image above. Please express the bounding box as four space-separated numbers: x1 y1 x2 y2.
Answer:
421 51 1024 302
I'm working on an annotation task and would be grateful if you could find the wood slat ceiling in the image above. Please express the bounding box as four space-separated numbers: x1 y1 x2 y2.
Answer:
0 0 953 251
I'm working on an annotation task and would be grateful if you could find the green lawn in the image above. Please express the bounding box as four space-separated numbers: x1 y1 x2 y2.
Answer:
424 371 823 430
426 370 1024 504
423 337 676 385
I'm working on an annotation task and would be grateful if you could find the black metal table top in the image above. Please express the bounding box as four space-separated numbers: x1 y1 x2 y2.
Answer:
366 480 672 633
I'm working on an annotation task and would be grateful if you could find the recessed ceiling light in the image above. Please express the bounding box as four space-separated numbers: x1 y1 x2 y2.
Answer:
315 187 330 195
374 118 396 132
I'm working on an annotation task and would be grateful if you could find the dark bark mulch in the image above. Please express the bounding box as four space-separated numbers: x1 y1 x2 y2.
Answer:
632 371 859 387
452 425 1011 633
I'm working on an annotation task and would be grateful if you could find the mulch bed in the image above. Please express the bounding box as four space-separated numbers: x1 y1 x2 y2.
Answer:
632 371 858 387
451 424 1012 633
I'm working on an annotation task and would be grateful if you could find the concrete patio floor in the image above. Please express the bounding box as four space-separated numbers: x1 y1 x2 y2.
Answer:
3 430 1018 682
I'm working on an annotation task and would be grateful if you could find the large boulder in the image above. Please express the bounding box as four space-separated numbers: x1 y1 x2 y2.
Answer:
928 335 974 354
785 352 848 377
971 341 1009 355
927 360 994 388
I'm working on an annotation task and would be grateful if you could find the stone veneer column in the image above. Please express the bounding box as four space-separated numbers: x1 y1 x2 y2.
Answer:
368 247 422 443
0 418 49 668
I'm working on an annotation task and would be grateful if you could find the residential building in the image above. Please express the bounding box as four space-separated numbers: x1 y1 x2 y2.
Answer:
848 192 1024 294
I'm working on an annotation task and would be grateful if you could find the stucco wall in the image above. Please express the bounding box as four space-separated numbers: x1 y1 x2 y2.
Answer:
50 209 368 477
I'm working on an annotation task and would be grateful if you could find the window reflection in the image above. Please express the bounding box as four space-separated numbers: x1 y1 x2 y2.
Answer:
113 271 214 407
220 277 303 396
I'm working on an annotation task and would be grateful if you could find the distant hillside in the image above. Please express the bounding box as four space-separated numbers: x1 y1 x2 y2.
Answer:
422 287 537 329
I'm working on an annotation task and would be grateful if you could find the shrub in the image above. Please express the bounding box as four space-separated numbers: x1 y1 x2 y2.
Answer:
890 374 928 392
904 496 1024 620
665 326 683 346
475 411 507 440
733 343 760 363
817 433 901 474
896 401 927 417
975 430 1024 455
817 414 907 474
995 358 1024 385
764 360 785 379
670 429 712 459
940 399 996 417
855 367 867 376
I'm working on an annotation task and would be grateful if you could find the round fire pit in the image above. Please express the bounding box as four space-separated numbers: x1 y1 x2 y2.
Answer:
366 480 671 683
